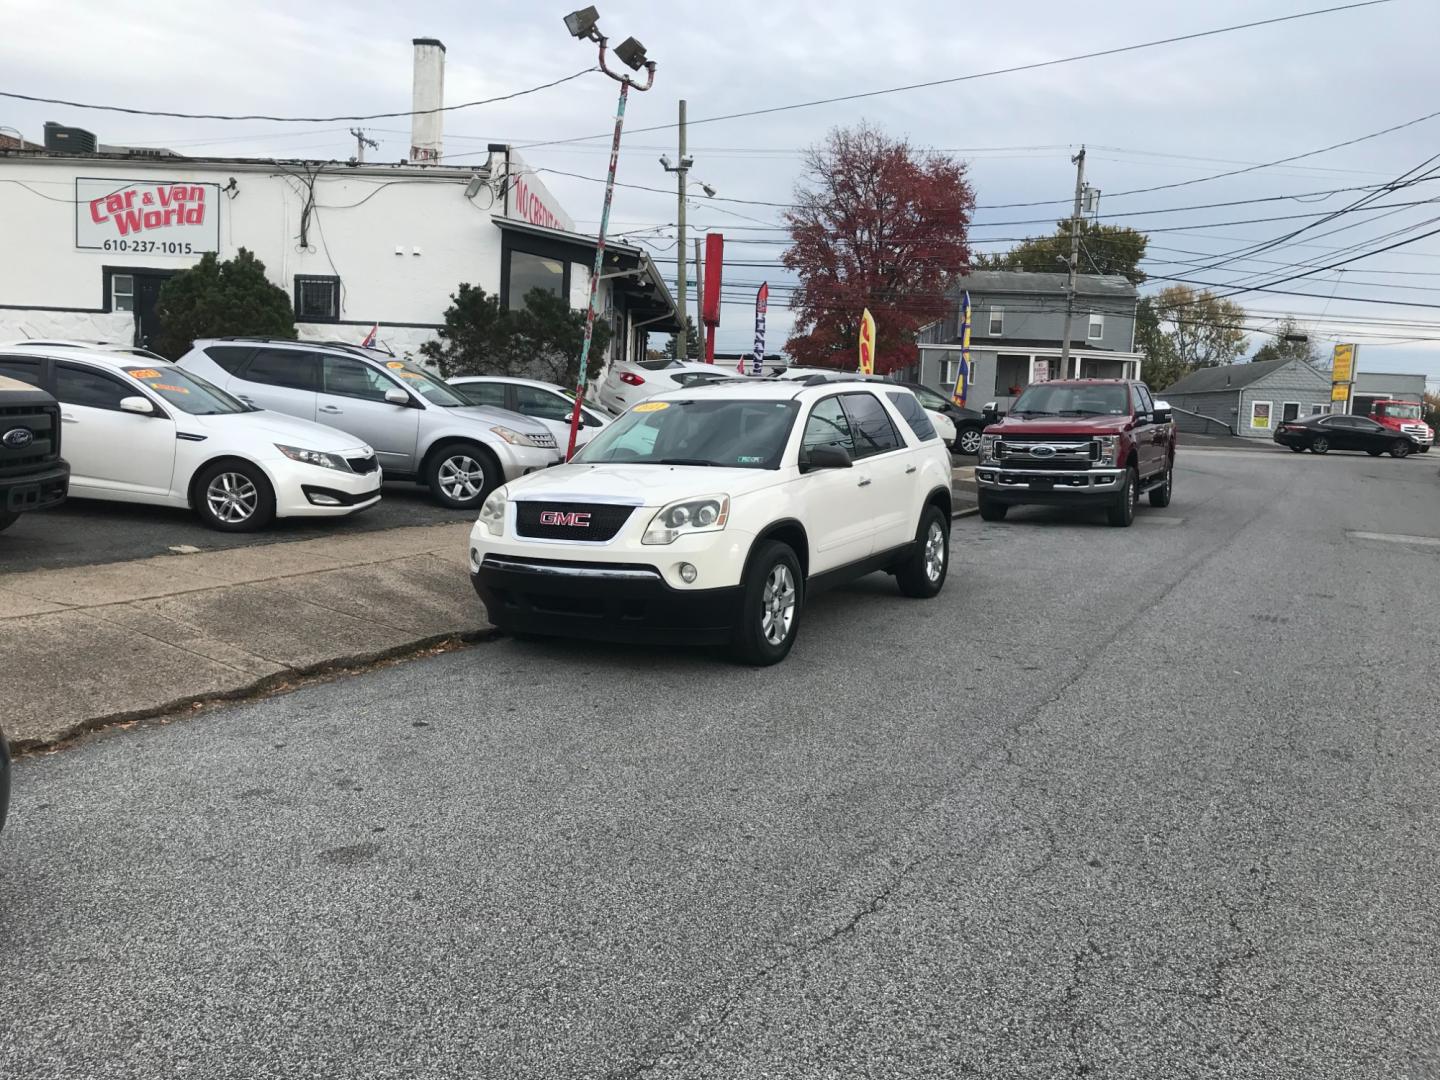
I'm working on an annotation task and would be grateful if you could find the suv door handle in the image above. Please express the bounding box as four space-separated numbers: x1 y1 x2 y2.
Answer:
318 405 342 414
857 477 872 487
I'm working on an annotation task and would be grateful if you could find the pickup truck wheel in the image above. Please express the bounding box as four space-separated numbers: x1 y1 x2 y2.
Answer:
1390 440 1412 459
731 541 803 666
1310 436 1330 454
1107 465 1138 527
977 494 1007 521
955 426 984 456
896 505 949 599
1148 462 1174 508
0 511 19 533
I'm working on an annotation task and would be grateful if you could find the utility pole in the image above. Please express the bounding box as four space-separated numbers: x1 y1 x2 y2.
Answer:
659 101 693 359
1059 146 1085 380
349 127 378 163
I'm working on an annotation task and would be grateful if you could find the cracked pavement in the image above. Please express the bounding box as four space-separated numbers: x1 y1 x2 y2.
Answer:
3 448 1440 1077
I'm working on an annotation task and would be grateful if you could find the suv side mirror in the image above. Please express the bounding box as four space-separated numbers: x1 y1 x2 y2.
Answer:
802 445 853 472
119 395 155 416
384 388 411 406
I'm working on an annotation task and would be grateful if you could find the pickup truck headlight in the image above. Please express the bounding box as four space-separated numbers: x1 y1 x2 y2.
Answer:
275 444 348 471
478 488 507 536
642 495 730 545
1093 436 1118 465
490 426 557 450
979 434 999 461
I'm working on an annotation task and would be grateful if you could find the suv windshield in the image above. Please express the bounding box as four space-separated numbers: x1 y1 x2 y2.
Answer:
1012 383 1130 416
575 398 800 469
376 358 469 407
122 365 251 415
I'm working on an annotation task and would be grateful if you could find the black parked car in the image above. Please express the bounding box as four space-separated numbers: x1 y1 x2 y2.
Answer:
1274 413 1421 457
899 382 987 455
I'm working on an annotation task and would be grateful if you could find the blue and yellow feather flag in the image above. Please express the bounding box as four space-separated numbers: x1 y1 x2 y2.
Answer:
951 291 972 407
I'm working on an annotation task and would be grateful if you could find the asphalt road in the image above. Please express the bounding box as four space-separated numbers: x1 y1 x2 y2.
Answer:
0 481 474 572
4 448 1439 1078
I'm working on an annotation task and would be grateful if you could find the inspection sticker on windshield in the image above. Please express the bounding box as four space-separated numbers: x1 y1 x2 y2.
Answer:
736 455 764 464
633 401 670 412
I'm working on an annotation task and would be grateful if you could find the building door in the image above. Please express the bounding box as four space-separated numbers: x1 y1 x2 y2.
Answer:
134 274 168 350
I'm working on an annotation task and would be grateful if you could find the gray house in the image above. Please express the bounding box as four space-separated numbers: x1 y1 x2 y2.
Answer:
1160 358 1333 438
909 271 1143 406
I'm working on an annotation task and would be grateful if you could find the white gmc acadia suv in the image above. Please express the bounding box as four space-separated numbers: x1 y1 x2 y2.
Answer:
467 379 954 665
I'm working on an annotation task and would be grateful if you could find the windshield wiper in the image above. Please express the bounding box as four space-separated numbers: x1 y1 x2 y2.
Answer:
657 457 715 466
1014 409 1057 417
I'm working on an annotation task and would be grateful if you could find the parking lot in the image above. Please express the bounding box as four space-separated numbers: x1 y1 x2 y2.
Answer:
5 448 1439 1078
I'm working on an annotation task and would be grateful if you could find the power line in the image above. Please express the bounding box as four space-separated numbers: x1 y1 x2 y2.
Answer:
0 68 596 123
478 1 1394 154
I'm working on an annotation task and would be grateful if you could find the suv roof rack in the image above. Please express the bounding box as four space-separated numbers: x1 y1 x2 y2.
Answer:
211 337 398 359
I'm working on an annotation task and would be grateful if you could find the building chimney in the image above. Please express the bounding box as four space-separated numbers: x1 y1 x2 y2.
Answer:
410 38 446 163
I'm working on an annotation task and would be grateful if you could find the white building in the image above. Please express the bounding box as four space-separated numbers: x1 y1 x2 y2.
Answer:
0 39 679 366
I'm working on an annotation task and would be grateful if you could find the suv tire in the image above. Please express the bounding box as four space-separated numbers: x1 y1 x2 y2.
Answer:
0 511 19 533
977 494 1008 521
1107 465 1138 527
732 540 803 666
427 442 500 509
895 504 949 599
194 460 275 532
1148 461 1174 508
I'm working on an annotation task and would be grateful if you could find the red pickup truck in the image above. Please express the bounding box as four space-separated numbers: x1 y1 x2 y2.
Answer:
974 379 1177 527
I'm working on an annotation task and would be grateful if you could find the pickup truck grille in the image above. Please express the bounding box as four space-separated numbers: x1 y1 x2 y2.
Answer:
0 402 60 478
1400 423 1431 440
995 438 1097 470
515 501 634 541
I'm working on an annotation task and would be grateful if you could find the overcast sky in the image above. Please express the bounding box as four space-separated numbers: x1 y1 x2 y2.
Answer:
5 0 1440 383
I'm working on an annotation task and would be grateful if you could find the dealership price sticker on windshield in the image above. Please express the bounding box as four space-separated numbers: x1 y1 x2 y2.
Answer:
632 401 670 413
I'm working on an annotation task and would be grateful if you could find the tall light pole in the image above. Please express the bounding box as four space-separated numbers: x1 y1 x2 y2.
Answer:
562 6 657 460
1059 146 1085 380
661 124 716 363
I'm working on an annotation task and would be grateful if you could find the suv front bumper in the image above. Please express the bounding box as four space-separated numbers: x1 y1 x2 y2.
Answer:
975 465 1125 504
471 554 740 645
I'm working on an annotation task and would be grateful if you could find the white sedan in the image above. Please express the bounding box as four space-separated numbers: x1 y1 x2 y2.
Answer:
447 375 611 450
0 345 381 531
595 358 739 415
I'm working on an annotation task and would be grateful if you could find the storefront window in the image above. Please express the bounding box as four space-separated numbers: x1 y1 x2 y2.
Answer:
507 250 565 309
112 274 134 312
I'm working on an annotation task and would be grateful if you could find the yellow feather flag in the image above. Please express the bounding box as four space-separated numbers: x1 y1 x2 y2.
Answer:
858 308 876 375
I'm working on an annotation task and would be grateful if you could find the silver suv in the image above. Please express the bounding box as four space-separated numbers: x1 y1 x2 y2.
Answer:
178 340 560 509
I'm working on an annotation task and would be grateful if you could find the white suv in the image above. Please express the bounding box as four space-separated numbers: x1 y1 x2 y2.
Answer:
467 379 954 665
0 345 381 531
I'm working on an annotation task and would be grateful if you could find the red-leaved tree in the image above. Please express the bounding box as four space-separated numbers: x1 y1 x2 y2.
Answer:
783 123 974 372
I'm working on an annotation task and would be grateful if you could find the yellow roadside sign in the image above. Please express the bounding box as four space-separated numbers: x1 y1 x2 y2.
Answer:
1331 343 1355 383
1332 383 1350 402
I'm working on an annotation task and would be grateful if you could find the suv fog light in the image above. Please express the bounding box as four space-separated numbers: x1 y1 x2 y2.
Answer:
678 562 698 584
469 548 481 572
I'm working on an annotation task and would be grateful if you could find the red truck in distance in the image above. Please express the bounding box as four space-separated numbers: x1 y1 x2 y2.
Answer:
975 379 1177 528
1361 399 1433 453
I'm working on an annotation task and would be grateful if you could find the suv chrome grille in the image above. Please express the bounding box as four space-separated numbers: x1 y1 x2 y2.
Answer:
514 502 634 541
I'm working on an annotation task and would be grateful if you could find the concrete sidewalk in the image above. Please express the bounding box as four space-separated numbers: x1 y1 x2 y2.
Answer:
3 474 980 751
0 523 486 751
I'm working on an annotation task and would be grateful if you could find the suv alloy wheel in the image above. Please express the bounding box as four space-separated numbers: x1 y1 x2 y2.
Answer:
427 442 500 509
895 504 950 598
732 540 803 666
955 426 983 456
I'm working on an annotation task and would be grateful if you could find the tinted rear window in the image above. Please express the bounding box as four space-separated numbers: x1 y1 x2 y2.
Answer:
244 349 321 391
203 345 255 375
886 391 937 442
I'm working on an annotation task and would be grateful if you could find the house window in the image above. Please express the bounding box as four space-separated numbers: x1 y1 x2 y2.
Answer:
111 274 135 312
507 250 566 310
1088 313 1104 340
294 275 341 323
1250 401 1273 430
1282 401 1301 422
988 307 1004 336
995 354 1030 394
1311 403 1331 415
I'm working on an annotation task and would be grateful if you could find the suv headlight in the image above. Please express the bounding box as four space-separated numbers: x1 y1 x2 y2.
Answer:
1094 435 1118 465
642 495 730 546
276 444 348 471
491 426 557 450
478 488 507 536
979 434 999 461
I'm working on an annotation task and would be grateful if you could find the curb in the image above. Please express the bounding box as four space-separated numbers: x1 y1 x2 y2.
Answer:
13 627 499 758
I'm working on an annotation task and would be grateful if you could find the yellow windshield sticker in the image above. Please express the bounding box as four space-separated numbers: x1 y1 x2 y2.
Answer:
386 361 406 369
633 401 670 413
126 368 162 379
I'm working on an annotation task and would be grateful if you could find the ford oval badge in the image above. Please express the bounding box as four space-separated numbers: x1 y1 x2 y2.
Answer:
2 427 34 449
1031 444 1056 458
